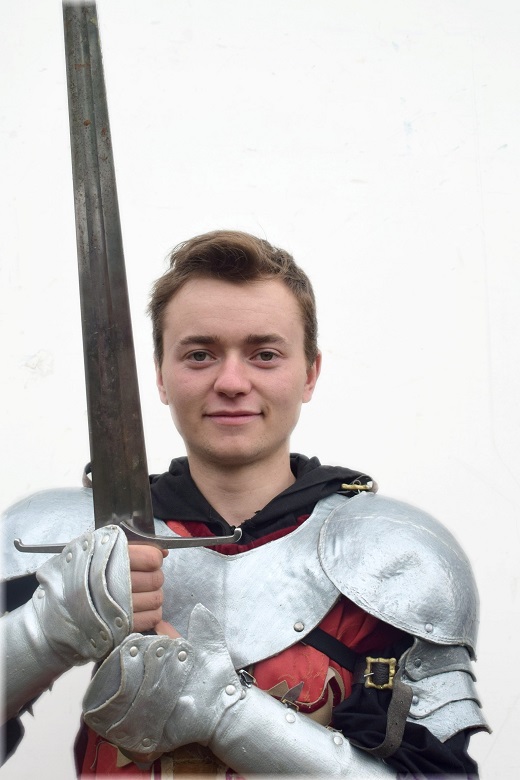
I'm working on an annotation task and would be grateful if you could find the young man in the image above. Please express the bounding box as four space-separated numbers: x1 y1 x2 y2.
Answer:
2 231 488 776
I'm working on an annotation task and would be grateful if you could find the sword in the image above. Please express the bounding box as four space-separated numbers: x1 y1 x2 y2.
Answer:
15 1 240 553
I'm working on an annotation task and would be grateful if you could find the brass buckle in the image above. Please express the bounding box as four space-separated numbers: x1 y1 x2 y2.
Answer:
364 656 396 690
340 481 374 492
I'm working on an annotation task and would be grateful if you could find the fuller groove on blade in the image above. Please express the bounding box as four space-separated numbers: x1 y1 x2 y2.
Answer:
63 2 154 532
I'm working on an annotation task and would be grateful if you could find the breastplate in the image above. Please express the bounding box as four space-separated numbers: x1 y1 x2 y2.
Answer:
159 497 342 669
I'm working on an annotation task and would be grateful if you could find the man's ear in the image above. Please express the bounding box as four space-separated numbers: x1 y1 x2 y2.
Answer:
155 359 168 405
302 351 322 403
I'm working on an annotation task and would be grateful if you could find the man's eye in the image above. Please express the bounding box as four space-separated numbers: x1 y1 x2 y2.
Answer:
257 351 275 362
190 351 210 362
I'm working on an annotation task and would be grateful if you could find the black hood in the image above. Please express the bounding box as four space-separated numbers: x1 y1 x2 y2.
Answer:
150 454 373 543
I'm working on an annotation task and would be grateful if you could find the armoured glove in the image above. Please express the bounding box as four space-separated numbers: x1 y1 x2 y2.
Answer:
2 525 132 721
83 604 395 777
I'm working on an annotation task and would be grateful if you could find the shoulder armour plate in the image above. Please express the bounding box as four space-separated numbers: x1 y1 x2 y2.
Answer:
402 639 489 741
2 488 95 581
319 492 479 656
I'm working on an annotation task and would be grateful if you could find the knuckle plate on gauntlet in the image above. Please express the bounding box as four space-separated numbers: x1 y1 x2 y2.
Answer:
84 633 194 754
34 525 131 662
83 605 244 756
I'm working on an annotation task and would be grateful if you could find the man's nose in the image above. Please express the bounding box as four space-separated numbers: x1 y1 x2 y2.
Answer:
213 356 252 397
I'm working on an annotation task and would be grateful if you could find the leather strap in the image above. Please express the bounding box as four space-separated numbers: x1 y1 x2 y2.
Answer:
303 627 358 671
351 673 413 759
304 627 413 759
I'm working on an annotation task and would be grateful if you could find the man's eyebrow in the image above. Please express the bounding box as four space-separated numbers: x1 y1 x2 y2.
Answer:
178 335 220 346
245 334 288 346
178 334 288 347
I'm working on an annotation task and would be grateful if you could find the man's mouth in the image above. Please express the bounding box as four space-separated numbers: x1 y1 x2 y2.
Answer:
205 411 262 425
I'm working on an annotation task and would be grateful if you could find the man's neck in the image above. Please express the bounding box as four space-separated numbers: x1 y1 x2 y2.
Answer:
187 453 296 526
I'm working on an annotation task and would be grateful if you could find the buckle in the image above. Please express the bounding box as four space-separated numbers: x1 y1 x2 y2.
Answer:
364 657 396 690
340 480 374 494
238 669 256 688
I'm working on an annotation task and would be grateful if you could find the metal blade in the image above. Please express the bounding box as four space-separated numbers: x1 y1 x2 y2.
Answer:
14 5 244 554
63 1 154 533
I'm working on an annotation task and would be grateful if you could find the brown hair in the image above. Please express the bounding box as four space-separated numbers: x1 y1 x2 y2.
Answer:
149 230 318 367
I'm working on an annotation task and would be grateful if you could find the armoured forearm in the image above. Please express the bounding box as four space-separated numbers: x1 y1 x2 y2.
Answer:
1 603 72 721
209 683 396 777
83 606 396 776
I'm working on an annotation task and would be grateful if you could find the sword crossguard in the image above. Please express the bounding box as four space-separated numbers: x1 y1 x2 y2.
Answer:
14 539 68 554
14 524 242 554
119 521 242 548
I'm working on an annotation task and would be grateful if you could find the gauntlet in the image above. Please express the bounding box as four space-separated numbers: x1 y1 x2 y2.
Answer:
2 525 132 721
83 604 395 777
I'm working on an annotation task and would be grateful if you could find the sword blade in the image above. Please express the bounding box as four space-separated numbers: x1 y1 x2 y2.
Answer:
14 5 243 554
63 1 154 533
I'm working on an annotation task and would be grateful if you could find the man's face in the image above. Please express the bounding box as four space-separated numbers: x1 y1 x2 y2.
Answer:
156 277 320 471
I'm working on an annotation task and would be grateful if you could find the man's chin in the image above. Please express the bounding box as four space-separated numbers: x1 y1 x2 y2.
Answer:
192 441 274 470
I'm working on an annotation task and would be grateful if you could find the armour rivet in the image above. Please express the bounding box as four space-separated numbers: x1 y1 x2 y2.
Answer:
129 646 138 657
99 630 107 641
82 541 88 551
425 623 433 633
178 650 187 662
225 684 236 695
101 534 110 544
412 695 419 706
115 617 123 627
65 552 72 562
333 735 343 745
142 738 151 747
285 712 296 723
156 647 165 658
293 621 305 632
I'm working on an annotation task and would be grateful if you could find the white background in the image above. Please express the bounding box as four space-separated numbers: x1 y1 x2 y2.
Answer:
1 0 519 776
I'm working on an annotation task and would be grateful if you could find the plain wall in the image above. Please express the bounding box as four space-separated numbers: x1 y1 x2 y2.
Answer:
1 0 519 776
